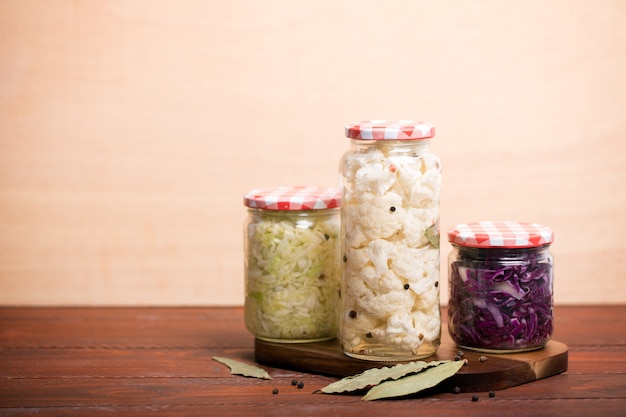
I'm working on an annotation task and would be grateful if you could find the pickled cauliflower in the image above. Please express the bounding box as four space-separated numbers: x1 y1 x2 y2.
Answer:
340 141 442 358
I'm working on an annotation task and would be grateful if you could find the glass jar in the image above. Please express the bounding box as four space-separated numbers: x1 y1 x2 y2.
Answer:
447 221 554 353
339 120 442 361
243 186 341 343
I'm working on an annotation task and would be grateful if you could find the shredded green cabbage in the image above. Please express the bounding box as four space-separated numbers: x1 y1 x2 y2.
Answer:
245 212 341 341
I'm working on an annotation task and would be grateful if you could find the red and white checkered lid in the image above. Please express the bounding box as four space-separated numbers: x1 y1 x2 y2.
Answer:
345 120 435 140
244 186 341 211
448 221 554 248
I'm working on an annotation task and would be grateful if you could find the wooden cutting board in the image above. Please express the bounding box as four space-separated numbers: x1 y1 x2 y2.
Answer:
255 331 568 392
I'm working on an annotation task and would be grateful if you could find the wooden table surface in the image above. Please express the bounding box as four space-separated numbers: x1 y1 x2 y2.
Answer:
1 306 625 416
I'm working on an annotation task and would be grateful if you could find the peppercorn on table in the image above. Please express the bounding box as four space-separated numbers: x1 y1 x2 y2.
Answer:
1 306 624 416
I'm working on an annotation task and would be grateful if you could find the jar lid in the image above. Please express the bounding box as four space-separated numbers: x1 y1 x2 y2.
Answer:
345 120 435 140
244 186 341 211
447 221 554 248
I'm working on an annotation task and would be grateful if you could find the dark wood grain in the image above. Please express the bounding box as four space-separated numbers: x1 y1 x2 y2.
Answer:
0 306 625 416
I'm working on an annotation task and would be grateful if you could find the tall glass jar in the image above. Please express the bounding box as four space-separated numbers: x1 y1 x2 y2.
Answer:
243 186 341 343
339 120 442 361
447 221 554 353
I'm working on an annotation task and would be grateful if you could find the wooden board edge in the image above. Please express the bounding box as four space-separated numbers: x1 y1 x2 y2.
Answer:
254 338 568 392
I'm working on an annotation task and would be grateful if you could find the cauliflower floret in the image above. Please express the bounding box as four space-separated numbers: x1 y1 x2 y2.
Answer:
401 207 439 248
344 276 415 320
370 309 440 353
343 246 371 271
409 155 441 207
421 150 441 172
414 284 439 311
365 239 397 274
385 312 416 337
377 269 405 291
342 148 385 192
343 191 406 247
365 269 407 293
354 162 396 195
389 155 423 200
412 308 441 342
371 312 421 349
340 305 382 352
389 245 439 314
360 289 416 319
358 267 405 292
409 183 438 207
344 239 396 277
345 241 402 291
390 245 439 283
359 265 380 289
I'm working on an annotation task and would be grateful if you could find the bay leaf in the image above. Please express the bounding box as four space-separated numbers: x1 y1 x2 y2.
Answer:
212 356 272 380
320 360 447 394
425 221 440 248
362 360 464 401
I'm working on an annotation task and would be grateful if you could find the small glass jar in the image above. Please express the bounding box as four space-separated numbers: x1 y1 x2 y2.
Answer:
447 221 554 353
339 120 442 361
243 186 341 343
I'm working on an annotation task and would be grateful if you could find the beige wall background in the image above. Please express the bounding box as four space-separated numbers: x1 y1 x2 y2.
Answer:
1 0 625 306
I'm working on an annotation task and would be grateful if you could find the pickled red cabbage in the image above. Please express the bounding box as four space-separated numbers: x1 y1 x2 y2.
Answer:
448 249 553 351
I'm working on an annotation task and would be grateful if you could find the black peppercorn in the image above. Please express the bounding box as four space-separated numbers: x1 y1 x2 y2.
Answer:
403 283 410 290
291 379 298 386
272 388 279 394
297 381 304 389
349 310 357 319
489 391 495 398
452 386 461 394
472 395 479 402
389 206 396 212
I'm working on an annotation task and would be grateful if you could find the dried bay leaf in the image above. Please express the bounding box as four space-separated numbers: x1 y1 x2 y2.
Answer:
425 221 440 248
212 356 272 380
362 360 464 401
320 360 448 394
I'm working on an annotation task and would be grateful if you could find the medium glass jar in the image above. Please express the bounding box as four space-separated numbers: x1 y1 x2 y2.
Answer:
243 186 341 343
447 221 554 353
339 120 442 361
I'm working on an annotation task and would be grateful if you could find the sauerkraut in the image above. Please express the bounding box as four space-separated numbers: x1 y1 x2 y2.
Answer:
245 211 341 342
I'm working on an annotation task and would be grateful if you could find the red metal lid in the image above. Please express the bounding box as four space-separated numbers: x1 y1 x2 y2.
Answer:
244 186 341 211
345 120 435 140
447 221 554 248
